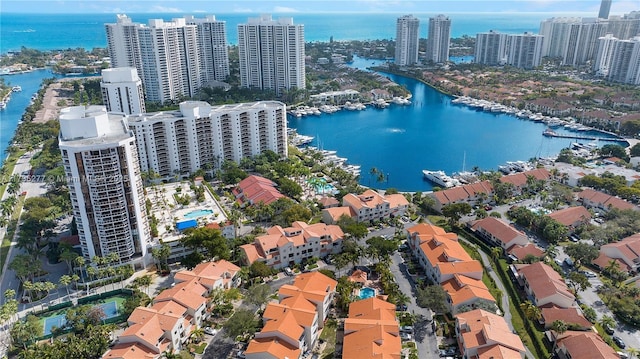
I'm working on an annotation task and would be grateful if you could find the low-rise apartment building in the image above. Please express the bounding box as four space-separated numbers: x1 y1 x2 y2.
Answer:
342 297 401 359
321 190 409 224
240 221 344 270
456 309 526 359
512 262 575 308
471 217 529 250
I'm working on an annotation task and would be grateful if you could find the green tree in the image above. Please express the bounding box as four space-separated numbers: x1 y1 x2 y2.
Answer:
223 309 259 339
520 300 541 322
245 283 271 308
567 271 591 292
551 320 568 351
416 285 449 314
565 242 599 267
365 236 399 263
337 214 368 239
249 261 274 279
180 226 230 261
441 202 472 226
151 243 171 272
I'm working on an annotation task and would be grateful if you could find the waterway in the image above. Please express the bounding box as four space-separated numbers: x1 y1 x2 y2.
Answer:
0 69 60 163
288 57 625 192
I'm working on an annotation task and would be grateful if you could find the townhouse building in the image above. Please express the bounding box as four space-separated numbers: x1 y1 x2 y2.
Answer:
240 221 344 270
512 262 575 308
593 233 640 274
471 217 529 251
456 309 526 359
342 297 402 359
322 190 409 224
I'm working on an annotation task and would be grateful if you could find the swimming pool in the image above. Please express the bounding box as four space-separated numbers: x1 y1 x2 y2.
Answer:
184 209 213 219
307 178 337 195
358 287 376 300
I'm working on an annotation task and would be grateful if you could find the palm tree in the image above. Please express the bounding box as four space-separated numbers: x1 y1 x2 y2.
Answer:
627 347 639 359
490 247 503 262
161 350 181 359
74 256 86 283
190 327 205 343
59 275 72 300
599 315 616 333
551 320 568 352
520 301 541 322
545 244 558 260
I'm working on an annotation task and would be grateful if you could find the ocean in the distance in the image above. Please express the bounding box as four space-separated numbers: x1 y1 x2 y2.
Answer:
2 12 558 53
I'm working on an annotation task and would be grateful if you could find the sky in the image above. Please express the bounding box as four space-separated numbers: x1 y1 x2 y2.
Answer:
1 0 638 14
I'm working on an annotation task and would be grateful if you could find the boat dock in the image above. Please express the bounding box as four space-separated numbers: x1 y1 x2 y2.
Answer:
542 130 624 143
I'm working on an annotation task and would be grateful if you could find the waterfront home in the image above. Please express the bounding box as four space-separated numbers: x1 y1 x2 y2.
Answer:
539 305 592 330
592 233 640 274
455 309 526 359
245 272 336 359
551 331 619 359
309 89 360 105
342 297 401 359
471 217 529 251
430 180 494 213
547 206 591 232
578 188 637 212
512 262 575 309
498 168 551 194
239 221 344 270
233 175 285 207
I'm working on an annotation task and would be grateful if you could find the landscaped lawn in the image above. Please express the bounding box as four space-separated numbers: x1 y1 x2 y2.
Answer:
320 319 337 359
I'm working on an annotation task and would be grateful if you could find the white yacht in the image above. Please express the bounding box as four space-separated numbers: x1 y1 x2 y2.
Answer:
422 170 460 188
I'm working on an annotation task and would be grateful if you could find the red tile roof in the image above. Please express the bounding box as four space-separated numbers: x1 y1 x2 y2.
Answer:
235 175 285 206
548 206 591 227
471 217 526 246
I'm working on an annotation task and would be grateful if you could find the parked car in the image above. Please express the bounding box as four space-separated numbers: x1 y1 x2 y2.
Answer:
204 327 217 336
580 270 597 278
612 336 625 349
284 267 294 276
396 304 408 311
400 325 413 333
603 324 615 335
399 332 411 341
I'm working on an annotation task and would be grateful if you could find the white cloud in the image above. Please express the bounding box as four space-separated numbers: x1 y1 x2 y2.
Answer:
149 5 182 13
273 6 298 12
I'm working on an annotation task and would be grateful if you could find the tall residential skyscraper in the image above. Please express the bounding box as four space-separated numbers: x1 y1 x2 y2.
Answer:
237 15 305 96
100 67 146 115
59 106 150 266
608 36 640 84
395 15 420 66
599 0 612 19
607 13 640 40
127 101 288 180
105 14 230 104
507 33 544 69
426 15 451 63
184 15 231 83
563 18 609 66
594 34 619 76
474 31 508 66
539 17 581 57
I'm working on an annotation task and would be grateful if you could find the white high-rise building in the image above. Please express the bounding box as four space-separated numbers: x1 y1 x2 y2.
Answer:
599 0 612 20
475 31 508 66
59 106 150 267
127 101 288 180
395 15 420 66
607 13 640 40
105 14 141 69
539 17 581 58
136 18 202 104
563 18 609 66
594 34 619 76
237 15 305 96
100 67 146 115
507 33 544 69
426 15 451 63
184 15 230 83
105 14 230 104
608 36 640 84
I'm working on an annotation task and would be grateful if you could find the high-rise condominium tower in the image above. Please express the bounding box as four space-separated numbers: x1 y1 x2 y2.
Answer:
127 101 288 180
237 15 305 96
474 31 508 66
59 106 150 266
100 67 146 115
184 15 231 83
105 14 230 103
395 15 420 66
599 0 612 19
507 33 544 69
426 15 451 63
607 36 640 84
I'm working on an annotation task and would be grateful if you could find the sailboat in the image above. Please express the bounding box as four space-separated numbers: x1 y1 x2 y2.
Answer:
455 151 478 184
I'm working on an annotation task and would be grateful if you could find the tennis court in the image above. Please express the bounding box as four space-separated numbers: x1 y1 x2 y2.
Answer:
39 295 126 335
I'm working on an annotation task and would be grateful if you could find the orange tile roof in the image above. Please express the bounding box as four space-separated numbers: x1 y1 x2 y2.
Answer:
244 337 301 359
548 206 591 226
385 193 409 209
150 300 188 318
120 319 165 352
499 168 550 188
557 331 618 359
471 217 526 245
457 309 525 354
323 206 356 222
240 243 263 265
236 175 285 206
278 289 318 313
153 278 208 311
601 233 640 265
343 189 386 211
260 308 305 342
517 262 574 303
347 297 397 322
476 344 524 359
102 343 158 359
540 305 592 329
592 253 632 272
507 244 544 260
437 261 483 276
343 297 401 359
441 274 496 307
263 302 317 328
348 269 368 283
433 181 494 205
293 271 338 295
319 196 340 208
128 306 182 332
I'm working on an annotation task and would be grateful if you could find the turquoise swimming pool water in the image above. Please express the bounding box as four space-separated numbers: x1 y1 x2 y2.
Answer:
184 209 213 219
358 287 376 300
307 178 337 195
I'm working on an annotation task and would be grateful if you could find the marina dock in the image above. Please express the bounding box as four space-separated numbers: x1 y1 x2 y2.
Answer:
542 129 624 143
